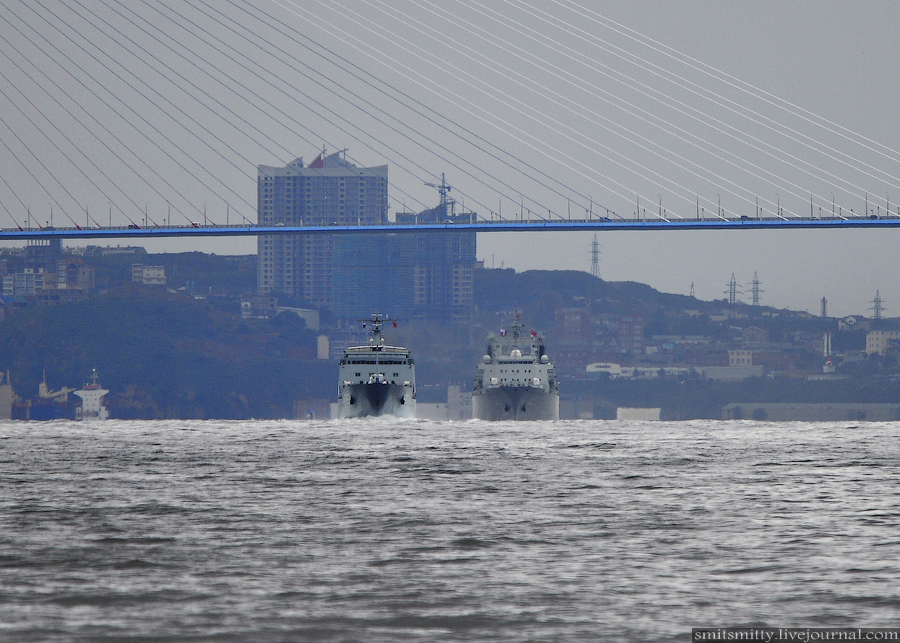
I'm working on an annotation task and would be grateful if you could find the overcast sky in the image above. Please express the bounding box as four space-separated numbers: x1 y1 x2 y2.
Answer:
2 1 900 317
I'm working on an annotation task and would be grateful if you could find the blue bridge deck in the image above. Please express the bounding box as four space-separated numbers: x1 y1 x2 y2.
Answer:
1 215 898 240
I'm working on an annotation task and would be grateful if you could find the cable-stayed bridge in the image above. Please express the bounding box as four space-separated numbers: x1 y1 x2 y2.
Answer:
2 2 900 246
5 214 900 242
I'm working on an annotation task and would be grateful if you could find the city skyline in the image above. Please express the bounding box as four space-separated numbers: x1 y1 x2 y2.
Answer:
1 2 899 316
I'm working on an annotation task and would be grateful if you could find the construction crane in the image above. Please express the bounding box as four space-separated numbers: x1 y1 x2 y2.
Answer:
425 173 456 218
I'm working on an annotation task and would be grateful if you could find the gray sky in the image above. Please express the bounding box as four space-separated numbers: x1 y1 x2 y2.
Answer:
1 1 899 316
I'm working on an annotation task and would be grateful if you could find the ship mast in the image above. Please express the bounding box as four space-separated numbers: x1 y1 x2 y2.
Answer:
359 313 391 352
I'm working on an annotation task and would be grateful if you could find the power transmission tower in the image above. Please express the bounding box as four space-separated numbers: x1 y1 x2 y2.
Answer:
725 273 742 306
870 290 885 320
590 233 601 278
725 273 742 317
750 272 763 307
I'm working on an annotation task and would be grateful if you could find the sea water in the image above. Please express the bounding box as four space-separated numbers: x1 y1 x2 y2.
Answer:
1 419 898 642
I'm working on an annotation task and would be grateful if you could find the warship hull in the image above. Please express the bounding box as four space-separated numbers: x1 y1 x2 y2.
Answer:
473 386 559 421
338 382 416 419
336 314 416 420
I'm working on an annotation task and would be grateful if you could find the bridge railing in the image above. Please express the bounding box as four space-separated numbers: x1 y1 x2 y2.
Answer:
1 212 898 239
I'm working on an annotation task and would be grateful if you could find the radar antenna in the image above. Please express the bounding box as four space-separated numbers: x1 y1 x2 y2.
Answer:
357 313 394 349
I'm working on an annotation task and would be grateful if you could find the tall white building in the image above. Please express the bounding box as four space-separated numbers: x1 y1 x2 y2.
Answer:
257 151 388 309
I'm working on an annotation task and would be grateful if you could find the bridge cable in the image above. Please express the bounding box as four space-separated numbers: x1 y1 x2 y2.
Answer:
3 2 255 220
53 0 257 187
279 0 639 219
0 63 163 228
129 0 431 216
496 0 900 208
24 0 256 218
167 0 525 221
0 30 206 226
409 0 880 218
0 112 93 229
226 0 594 217
552 0 900 170
301 0 724 219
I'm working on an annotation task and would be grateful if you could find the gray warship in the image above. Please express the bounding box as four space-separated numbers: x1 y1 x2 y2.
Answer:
337 314 416 419
473 313 560 421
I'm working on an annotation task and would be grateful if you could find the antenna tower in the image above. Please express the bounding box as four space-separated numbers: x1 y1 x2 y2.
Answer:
590 233 601 278
870 290 885 320
821 297 827 319
751 272 763 307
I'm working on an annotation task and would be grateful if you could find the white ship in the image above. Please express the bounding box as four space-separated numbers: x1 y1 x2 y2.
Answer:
473 313 559 421
73 369 109 421
337 314 416 419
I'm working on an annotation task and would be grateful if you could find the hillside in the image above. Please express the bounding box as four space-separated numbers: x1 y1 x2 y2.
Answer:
474 268 714 328
0 261 893 419
0 283 331 419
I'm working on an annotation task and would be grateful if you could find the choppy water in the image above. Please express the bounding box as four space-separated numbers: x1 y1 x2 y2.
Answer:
1 419 898 642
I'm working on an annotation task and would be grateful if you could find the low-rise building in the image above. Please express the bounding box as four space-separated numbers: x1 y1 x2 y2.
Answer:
586 363 691 379
701 365 765 381
866 330 900 355
741 326 769 344
2 268 45 296
132 264 166 286
56 259 95 291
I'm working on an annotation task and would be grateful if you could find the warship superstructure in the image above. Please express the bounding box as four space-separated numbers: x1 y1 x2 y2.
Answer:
337 314 416 419
473 313 559 421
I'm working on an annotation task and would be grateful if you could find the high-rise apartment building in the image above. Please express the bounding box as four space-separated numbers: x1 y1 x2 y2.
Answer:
258 150 475 322
395 203 475 321
257 151 388 308
331 203 476 322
